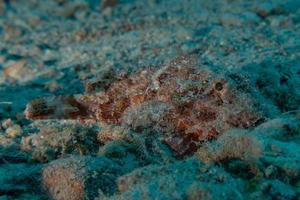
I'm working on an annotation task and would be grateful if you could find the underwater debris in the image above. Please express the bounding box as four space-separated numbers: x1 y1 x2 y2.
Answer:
25 55 262 156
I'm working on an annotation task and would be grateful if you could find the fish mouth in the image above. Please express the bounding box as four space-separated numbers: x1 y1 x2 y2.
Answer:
24 98 55 120
24 96 90 120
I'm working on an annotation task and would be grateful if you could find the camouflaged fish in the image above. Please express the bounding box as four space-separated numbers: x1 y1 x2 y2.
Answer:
25 55 262 156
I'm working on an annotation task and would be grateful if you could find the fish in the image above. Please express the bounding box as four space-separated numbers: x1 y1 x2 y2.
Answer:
25 55 262 156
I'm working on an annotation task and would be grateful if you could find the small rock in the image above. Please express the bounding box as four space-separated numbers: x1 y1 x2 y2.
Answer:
6 124 22 138
0 135 13 146
3 60 26 78
45 81 62 92
42 156 122 200
3 60 34 83
1 118 13 129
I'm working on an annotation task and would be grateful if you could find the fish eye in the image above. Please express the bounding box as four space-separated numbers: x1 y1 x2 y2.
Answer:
215 82 224 91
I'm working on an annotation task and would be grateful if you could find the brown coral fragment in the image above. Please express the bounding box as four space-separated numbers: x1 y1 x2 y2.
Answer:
25 55 261 157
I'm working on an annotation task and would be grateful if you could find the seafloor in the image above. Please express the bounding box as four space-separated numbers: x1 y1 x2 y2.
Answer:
0 0 300 200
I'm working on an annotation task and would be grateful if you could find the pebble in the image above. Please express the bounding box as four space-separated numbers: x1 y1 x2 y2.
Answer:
42 156 122 200
3 60 26 80
3 60 35 83
6 124 22 138
1 118 13 129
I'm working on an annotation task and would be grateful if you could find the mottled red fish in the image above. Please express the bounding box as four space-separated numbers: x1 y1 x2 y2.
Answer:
25 55 262 156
